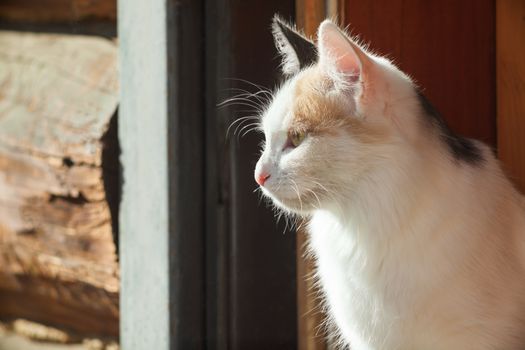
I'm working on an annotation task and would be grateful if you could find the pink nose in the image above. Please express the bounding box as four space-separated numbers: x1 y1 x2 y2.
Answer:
255 172 271 186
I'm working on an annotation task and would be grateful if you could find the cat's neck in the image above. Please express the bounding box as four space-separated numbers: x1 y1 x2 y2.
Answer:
317 143 479 253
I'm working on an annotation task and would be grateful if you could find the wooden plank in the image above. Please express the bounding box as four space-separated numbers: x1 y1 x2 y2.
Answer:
497 0 525 192
118 0 205 349
203 1 231 349
0 0 116 23
0 31 119 337
296 0 326 35
344 0 496 146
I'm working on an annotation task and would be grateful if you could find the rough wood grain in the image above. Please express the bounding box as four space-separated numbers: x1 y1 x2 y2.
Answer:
497 0 525 192
344 0 496 146
0 31 119 337
0 0 116 23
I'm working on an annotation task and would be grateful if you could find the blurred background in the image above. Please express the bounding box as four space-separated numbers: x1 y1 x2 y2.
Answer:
0 0 523 349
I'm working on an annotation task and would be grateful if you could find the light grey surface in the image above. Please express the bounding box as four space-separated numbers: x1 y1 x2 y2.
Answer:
118 1 170 349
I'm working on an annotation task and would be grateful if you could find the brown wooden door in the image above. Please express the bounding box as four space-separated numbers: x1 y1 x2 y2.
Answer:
343 0 496 145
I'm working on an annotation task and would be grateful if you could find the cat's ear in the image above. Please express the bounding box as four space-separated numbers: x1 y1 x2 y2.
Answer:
272 15 317 75
317 20 371 86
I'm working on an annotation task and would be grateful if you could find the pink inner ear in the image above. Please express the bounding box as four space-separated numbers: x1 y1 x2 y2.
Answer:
319 23 362 81
336 52 361 82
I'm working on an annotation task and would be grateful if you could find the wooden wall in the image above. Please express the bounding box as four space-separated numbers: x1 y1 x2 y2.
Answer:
344 0 496 146
0 0 116 22
497 0 525 192
0 0 116 37
0 0 119 340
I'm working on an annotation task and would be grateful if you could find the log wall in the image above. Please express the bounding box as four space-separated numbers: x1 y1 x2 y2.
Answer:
0 31 119 337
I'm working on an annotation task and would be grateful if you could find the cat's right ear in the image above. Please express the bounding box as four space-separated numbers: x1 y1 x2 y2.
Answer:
272 15 317 75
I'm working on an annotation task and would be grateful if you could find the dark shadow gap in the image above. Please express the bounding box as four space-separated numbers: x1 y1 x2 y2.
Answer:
101 111 121 257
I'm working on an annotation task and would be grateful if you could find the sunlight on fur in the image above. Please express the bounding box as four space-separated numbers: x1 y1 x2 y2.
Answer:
249 15 525 350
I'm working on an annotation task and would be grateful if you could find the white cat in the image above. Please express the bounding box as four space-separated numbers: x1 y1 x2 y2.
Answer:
254 16 525 349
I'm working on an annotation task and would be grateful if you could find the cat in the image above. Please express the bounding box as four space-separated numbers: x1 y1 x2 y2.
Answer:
253 16 525 349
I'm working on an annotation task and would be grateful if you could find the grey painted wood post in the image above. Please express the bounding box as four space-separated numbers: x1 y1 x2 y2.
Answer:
118 1 204 349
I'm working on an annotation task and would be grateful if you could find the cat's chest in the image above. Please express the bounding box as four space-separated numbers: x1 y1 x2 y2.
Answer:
308 211 405 295
308 211 417 347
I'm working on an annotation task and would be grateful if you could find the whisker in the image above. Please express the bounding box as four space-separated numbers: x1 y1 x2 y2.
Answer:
218 100 262 110
223 77 272 94
217 94 261 106
233 119 259 136
306 188 322 209
224 89 273 105
226 115 259 138
291 179 304 213
240 122 261 137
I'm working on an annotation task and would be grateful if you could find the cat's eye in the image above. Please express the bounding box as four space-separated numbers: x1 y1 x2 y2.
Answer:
288 130 306 148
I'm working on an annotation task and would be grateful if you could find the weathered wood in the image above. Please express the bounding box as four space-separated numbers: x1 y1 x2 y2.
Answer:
0 0 116 23
0 31 119 336
497 0 525 192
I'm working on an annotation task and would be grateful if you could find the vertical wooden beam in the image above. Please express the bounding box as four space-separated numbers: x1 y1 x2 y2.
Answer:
119 3 171 346
204 1 231 349
497 0 525 192
118 0 205 349
296 0 325 35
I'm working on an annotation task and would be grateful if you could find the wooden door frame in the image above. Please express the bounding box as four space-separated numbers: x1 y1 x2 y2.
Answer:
119 0 206 348
497 0 525 192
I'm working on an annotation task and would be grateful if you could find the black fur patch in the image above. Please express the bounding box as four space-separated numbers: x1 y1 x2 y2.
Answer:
417 91 484 165
273 17 317 69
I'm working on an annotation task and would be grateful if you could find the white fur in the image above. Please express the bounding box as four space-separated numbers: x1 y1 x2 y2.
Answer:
272 21 304 76
256 19 525 349
309 148 525 349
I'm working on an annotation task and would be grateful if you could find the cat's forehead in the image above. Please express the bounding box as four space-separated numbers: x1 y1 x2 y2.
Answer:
262 78 297 133
263 69 349 135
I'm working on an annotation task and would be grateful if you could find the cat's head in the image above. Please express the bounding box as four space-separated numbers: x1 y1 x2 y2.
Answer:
254 17 427 215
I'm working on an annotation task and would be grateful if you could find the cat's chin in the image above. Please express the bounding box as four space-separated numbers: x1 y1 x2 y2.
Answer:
267 195 316 216
261 187 320 215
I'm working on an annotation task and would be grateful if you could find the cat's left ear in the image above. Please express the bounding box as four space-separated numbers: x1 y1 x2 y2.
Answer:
317 20 372 87
272 15 317 75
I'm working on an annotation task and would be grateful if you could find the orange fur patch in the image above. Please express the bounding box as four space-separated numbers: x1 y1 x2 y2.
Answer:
290 69 390 144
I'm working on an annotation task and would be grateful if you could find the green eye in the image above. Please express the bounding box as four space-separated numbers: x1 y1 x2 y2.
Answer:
289 130 306 147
